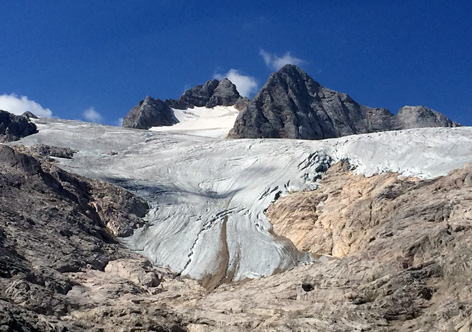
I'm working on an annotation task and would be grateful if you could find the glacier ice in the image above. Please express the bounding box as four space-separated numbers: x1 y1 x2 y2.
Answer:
14 114 472 281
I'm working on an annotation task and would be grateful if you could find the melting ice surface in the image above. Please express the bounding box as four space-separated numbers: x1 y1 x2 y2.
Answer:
16 106 472 281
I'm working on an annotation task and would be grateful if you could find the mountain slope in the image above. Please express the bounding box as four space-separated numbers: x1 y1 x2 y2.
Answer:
0 145 187 331
3 136 472 331
228 65 458 139
15 117 472 284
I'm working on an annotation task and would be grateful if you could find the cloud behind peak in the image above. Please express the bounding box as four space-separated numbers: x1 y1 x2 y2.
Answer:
0 94 53 117
214 69 258 98
259 49 305 71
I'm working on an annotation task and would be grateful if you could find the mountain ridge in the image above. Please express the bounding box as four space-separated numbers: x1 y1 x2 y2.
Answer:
123 78 248 129
228 64 459 139
123 64 459 136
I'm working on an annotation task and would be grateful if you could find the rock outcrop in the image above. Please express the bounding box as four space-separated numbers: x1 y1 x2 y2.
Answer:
0 110 37 142
396 105 459 129
3 129 472 331
22 111 38 119
20 144 76 159
123 79 248 129
228 65 459 139
166 78 246 110
122 96 178 129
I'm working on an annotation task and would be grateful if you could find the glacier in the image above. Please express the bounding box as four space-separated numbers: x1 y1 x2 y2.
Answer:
14 107 472 281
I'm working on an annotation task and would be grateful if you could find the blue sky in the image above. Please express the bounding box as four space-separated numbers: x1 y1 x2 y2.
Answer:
0 1 471 125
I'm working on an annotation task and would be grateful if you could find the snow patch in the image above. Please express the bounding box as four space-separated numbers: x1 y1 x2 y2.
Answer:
149 105 239 138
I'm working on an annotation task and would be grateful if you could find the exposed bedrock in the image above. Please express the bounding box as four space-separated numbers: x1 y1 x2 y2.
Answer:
165 78 248 110
122 96 178 129
0 110 38 142
0 145 187 330
267 160 472 261
123 78 249 130
228 64 459 139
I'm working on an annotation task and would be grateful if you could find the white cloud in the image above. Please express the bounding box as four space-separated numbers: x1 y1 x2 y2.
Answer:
214 69 258 98
83 107 103 123
259 49 305 71
116 117 124 127
0 94 53 117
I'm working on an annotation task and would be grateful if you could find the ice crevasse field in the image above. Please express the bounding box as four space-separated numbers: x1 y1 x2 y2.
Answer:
16 105 472 281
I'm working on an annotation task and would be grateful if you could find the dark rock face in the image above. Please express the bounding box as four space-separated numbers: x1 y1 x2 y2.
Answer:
122 96 178 129
0 110 38 142
228 65 458 139
206 78 241 108
178 79 220 108
166 78 244 110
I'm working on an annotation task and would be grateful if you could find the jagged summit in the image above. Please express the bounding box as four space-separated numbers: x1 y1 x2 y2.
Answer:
122 96 177 130
228 64 458 139
123 78 249 129
166 78 245 110
124 65 458 135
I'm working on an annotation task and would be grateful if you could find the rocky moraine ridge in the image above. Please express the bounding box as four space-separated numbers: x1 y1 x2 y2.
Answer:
124 65 458 137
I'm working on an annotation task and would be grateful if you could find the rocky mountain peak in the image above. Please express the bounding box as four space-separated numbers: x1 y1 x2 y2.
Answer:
273 64 317 82
143 95 153 103
259 65 321 101
122 96 178 129
228 65 369 139
166 78 245 110
123 78 250 129
228 66 458 140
